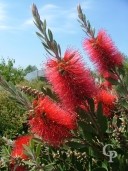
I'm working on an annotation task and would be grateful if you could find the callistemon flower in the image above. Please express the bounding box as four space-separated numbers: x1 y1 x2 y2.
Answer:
45 49 97 110
29 96 76 146
34 96 76 129
11 135 32 160
96 89 117 117
83 30 123 76
29 116 72 146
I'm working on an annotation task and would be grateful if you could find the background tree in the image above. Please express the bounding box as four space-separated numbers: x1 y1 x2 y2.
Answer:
0 58 25 84
24 65 38 75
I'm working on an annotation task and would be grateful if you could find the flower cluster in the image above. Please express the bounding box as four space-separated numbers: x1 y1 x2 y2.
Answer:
10 135 32 171
11 135 32 160
45 49 97 110
83 30 124 78
96 89 117 117
29 96 77 146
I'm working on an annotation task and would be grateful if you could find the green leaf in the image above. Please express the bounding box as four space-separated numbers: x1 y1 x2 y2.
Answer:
97 102 107 133
42 42 49 49
23 160 34 166
88 98 95 113
66 141 86 149
48 29 53 42
23 145 34 158
77 108 87 120
93 167 107 171
88 146 102 158
36 143 41 157
58 44 61 56
36 32 44 39
120 99 128 109
116 84 126 96
106 77 118 85
101 161 109 171
36 157 41 164
79 121 96 140
44 163 55 171
124 74 128 85
53 40 58 54
44 47 54 56
30 139 35 153
43 19 46 32
118 66 125 77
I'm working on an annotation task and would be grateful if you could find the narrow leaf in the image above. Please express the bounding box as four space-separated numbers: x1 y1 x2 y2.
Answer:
97 102 107 133
48 29 53 42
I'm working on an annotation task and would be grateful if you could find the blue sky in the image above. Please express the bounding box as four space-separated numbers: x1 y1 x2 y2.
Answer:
0 0 128 69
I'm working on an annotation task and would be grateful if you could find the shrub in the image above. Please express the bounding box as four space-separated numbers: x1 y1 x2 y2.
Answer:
0 90 26 138
0 58 25 85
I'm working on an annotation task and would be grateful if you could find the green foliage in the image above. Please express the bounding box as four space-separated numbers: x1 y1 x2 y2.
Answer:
0 90 27 138
24 65 38 75
0 58 25 84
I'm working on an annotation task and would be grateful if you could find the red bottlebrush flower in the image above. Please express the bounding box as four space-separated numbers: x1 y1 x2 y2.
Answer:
96 89 117 117
83 30 123 75
34 96 76 129
33 99 38 107
29 116 72 146
11 135 32 160
97 89 117 105
100 80 112 90
29 96 76 146
45 49 97 110
10 164 27 171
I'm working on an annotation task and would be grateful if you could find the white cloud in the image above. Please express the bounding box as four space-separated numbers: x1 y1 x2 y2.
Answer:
0 0 93 32
40 4 59 11
0 25 10 30
0 2 7 21
23 18 33 26
0 1 9 30
22 3 59 28
80 0 93 10
23 1 93 34
0 1 30 31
